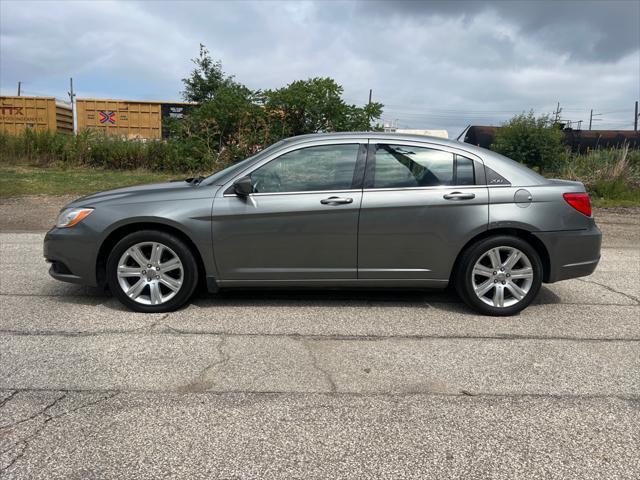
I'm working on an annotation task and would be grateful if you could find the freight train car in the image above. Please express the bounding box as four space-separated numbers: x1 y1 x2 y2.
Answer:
76 99 195 139
464 125 640 153
562 129 640 153
462 126 497 149
0 96 73 134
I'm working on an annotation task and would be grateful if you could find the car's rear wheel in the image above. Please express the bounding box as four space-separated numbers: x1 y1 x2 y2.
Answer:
455 235 542 316
107 230 198 313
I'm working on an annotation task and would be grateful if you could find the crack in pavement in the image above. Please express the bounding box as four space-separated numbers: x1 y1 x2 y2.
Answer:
300 339 337 394
0 388 638 401
0 391 17 410
178 336 230 393
141 313 170 334
0 392 67 434
0 329 639 342
0 392 67 473
576 278 640 304
0 391 120 474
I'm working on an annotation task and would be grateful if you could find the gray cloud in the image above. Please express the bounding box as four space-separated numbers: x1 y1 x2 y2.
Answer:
357 0 640 61
1 0 638 135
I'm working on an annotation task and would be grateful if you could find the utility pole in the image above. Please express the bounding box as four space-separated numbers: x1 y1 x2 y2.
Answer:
589 109 602 130
367 89 373 131
635 101 638 132
68 77 77 134
17 82 21 96
553 102 561 124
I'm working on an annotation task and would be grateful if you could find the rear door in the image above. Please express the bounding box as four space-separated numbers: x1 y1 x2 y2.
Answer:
358 141 489 281
212 140 367 282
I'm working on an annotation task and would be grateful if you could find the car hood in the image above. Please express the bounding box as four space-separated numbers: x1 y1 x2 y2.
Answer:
66 181 196 207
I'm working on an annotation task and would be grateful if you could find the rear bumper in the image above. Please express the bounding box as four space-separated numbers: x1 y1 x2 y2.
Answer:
534 224 602 283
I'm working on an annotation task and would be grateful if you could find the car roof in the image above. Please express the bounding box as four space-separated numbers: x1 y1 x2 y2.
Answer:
282 131 460 146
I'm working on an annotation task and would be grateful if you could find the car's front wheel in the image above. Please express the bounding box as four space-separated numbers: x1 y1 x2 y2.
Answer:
107 230 198 313
455 235 542 316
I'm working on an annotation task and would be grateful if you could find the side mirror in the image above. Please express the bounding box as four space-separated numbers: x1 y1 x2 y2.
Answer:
233 176 253 196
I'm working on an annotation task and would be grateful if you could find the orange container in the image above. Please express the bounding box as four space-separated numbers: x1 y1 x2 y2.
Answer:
76 98 164 139
0 96 73 134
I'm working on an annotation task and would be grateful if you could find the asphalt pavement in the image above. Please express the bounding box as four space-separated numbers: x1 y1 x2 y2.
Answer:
0 207 638 479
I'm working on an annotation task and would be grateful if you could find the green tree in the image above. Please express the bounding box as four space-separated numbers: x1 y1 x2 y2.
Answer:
262 77 383 136
172 48 384 170
491 111 566 172
182 44 238 103
171 46 270 168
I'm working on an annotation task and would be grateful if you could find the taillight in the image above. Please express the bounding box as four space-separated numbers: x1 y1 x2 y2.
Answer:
563 192 592 217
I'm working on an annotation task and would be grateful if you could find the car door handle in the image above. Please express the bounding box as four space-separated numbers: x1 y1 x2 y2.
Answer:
320 196 353 205
443 191 476 200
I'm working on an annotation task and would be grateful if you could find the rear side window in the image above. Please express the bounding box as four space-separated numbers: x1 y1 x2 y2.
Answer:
371 144 454 188
455 155 475 185
370 144 477 188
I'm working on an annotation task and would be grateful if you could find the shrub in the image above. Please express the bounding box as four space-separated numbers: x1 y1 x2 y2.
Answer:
492 111 566 172
0 130 214 174
552 145 640 186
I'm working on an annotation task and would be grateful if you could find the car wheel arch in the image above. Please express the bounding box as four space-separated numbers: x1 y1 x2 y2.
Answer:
450 228 551 284
96 221 206 289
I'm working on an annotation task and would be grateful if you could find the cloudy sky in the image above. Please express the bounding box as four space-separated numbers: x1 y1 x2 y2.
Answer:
1 0 639 135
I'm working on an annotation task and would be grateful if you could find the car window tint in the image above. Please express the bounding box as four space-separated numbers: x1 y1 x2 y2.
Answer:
251 144 359 193
456 155 475 185
373 144 454 188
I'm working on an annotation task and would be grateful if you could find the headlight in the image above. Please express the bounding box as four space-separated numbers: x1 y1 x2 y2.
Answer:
56 208 94 228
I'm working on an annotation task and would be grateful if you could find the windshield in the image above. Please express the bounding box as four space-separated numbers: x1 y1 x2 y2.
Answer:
203 141 286 185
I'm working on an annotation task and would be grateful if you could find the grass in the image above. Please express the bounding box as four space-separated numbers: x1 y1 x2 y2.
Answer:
0 165 176 198
547 145 640 207
0 129 216 173
592 197 640 208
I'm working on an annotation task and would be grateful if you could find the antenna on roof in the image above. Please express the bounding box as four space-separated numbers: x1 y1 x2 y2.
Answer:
456 125 471 141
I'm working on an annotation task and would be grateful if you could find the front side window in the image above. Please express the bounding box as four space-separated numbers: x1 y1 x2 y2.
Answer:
250 144 360 193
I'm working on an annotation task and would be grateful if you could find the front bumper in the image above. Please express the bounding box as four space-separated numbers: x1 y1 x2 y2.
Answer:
534 224 602 283
44 225 100 287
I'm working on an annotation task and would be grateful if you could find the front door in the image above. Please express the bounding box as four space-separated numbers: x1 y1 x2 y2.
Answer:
358 142 489 281
212 142 366 282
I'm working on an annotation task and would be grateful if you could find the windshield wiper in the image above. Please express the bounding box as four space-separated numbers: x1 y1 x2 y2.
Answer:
184 176 206 185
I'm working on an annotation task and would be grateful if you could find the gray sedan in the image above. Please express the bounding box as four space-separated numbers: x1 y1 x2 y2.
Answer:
44 132 601 315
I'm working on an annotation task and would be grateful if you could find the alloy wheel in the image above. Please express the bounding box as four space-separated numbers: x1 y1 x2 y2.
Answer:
471 246 534 308
116 241 184 305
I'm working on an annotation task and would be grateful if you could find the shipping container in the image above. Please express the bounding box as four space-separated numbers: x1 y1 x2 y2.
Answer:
160 103 196 138
0 96 73 135
77 99 196 139
77 99 161 139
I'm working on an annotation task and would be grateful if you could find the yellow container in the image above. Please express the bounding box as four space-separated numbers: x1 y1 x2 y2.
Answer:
0 96 73 134
77 99 168 139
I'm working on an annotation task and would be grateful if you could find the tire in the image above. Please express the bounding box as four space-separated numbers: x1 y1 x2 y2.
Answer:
107 230 198 313
454 235 542 316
